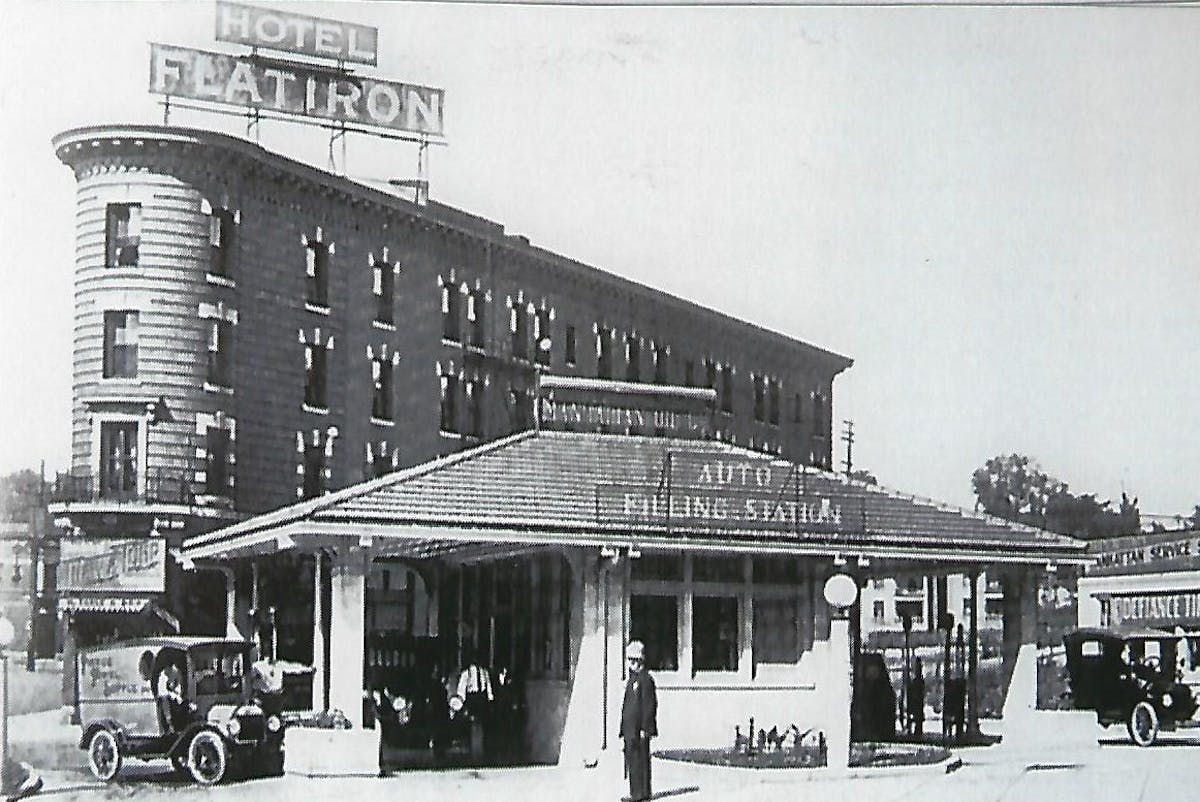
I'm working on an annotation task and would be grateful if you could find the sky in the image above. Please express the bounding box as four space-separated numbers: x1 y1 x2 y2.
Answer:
1 1 1197 520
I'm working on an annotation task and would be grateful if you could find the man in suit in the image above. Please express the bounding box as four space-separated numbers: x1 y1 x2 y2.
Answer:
620 640 657 802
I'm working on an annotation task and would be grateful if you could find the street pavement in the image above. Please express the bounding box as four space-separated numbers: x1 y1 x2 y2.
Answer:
19 714 1200 802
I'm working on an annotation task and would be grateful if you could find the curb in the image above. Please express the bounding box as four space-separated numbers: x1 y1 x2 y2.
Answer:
653 752 963 784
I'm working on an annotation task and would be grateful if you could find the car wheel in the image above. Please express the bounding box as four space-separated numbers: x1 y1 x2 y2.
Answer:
187 730 229 785
87 729 122 782
1127 701 1159 747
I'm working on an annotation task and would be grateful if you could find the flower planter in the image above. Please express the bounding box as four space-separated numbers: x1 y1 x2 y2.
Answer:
285 727 381 777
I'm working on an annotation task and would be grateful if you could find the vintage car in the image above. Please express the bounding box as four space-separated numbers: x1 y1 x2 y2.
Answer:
1063 627 1199 746
75 636 285 784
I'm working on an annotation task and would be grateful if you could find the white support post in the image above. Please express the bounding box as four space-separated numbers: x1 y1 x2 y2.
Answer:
312 551 326 713
328 548 368 727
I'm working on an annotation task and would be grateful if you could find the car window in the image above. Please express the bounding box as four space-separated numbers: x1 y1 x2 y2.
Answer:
192 646 245 695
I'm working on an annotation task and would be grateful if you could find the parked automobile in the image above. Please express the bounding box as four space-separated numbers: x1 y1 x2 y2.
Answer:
1063 627 1199 746
75 637 285 784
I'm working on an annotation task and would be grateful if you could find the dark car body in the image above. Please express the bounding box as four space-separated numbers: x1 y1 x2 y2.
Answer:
76 636 285 784
1063 627 1198 746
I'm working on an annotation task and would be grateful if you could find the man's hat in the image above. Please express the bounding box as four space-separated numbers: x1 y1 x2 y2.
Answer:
627 640 645 659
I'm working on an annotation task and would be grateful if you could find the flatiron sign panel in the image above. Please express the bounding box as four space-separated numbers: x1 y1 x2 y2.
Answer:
149 43 445 137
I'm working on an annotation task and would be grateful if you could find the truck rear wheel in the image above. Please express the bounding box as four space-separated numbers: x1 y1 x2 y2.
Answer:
1127 701 1159 747
86 729 122 782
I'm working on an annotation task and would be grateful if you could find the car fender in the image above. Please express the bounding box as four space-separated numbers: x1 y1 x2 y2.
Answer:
168 723 228 759
79 719 127 750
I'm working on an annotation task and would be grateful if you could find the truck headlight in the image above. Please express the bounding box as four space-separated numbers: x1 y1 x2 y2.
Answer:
267 715 282 733
227 717 242 736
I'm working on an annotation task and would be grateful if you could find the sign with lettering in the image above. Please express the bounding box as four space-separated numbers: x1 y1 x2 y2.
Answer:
59 538 166 593
149 43 445 137
536 377 714 439
1104 592 1200 627
1088 532 1200 578
599 454 854 536
77 644 159 735
215 1 379 65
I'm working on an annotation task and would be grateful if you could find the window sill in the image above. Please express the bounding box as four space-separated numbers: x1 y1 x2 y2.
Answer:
204 382 234 396
372 320 397 332
466 344 486 354
305 303 331 316
441 338 462 347
206 273 236 289
370 417 395 427
438 430 462 439
302 403 329 415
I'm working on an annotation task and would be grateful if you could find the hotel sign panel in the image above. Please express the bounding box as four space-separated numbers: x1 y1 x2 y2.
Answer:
215 1 379 65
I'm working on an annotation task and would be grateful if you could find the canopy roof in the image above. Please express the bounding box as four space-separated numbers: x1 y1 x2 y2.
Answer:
183 431 1087 565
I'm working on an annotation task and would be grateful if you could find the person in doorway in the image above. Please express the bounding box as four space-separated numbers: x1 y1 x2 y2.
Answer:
456 652 494 724
906 657 925 738
620 640 658 802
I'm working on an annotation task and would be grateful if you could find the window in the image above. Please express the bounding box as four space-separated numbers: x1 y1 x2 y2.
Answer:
769 379 780 426
305 240 330 307
653 344 668 384
103 311 139 378
753 374 766 422
510 300 528 359
465 376 483 437
684 360 694 387
373 255 396 325
630 595 678 672
753 596 800 664
509 385 531 432
208 206 236 277
693 596 738 671
625 335 640 382
793 392 803 424
105 203 141 268
205 426 231 496
597 328 613 379
302 437 325 499
534 308 551 366
368 442 393 478
812 390 826 436
873 600 886 622
304 342 327 409
207 320 232 387
440 373 459 433
442 281 461 342
467 288 485 349
565 325 577 366
704 358 717 390
99 421 138 499
896 599 923 624
721 366 734 414
371 354 393 421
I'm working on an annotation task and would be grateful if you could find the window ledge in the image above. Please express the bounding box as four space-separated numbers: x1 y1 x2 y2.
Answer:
99 377 142 386
204 382 234 396
302 403 329 415
372 320 397 332
439 430 462 439
467 344 486 354
305 303 331 315
370 417 395 427
206 273 236 288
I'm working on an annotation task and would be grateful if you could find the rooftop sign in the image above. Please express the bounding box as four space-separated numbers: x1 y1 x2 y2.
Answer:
215 1 379 65
1087 530 1200 578
537 376 714 439
150 43 444 136
59 537 166 594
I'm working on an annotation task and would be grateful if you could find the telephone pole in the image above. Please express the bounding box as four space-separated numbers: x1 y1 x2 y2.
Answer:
840 419 854 476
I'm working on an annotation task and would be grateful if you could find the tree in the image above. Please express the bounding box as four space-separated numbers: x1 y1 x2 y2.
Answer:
971 455 1140 539
0 469 43 523
848 469 878 486
971 454 1065 528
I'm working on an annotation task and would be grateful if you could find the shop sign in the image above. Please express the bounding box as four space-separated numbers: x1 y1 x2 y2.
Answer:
58 596 150 614
599 454 851 536
149 43 445 137
215 1 379 65
1105 591 1200 627
537 397 709 438
58 538 165 593
1089 532 1200 577
77 644 153 701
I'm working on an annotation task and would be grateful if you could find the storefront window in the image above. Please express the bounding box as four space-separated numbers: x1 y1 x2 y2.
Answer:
692 555 743 583
631 552 682 582
753 557 799 584
630 594 679 672
753 595 799 665
693 596 738 672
